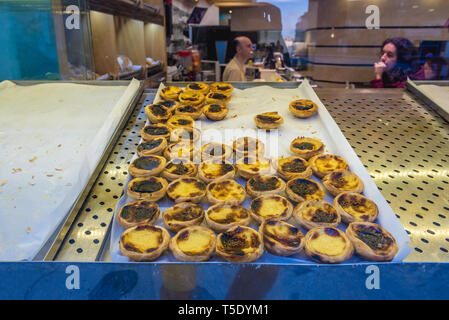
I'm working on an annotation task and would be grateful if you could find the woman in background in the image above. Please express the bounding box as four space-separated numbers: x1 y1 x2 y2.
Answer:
371 37 424 88
423 56 449 80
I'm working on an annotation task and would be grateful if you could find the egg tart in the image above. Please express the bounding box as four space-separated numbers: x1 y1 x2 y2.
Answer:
201 142 233 162
162 202 205 233
216 225 264 263
259 220 304 256
160 86 183 101
233 137 265 160
285 178 325 203
290 137 325 160
145 103 172 123
141 123 172 141
210 82 233 95
118 200 160 229
274 156 312 180
304 227 354 264
185 82 210 95
205 203 251 233
170 127 201 144
334 192 379 224
162 158 198 181
119 224 170 262
166 115 195 130
166 177 207 203
309 154 349 178
164 141 198 162
158 99 180 113
127 176 168 201
246 174 286 198
128 155 166 178
249 194 293 224
205 91 231 105
322 170 364 196
206 178 246 205
174 104 203 120
346 222 398 261
235 156 271 179
254 111 284 130
169 226 217 262
203 104 229 121
179 91 205 106
136 137 167 157
289 99 318 118
293 199 341 230
198 161 236 183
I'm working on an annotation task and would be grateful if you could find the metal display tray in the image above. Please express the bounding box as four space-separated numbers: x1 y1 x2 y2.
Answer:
7 80 144 261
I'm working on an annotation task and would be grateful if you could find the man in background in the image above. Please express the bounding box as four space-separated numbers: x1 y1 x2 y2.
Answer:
222 36 253 82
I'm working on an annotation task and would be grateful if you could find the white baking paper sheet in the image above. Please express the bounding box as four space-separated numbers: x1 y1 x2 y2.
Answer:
110 79 412 264
0 79 141 261
407 79 449 122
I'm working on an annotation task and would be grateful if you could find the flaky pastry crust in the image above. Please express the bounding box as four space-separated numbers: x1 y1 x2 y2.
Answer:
322 170 364 196
293 199 341 230
216 225 264 263
304 227 354 264
127 176 168 201
259 220 304 256
120 224 170 261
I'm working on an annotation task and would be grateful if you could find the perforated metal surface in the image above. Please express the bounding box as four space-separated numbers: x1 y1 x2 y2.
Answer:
55 87 449 263
318 88 449 262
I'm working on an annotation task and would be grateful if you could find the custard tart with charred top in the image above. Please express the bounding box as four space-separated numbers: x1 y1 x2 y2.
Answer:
246 174 286 198
170 226 217 262
304 226 354 264
118 200 160 229
289 99 318 118
158 99 180 113
179 91 205 106
259 220 304 256
205 203 251 233
162 202 205 233
216 225 264 263
175 104 203 120
235 156 271 179
119 224 170 261
170 127 201 144
198 160 236 183
162 158 198 181
334 192 378 223
206 178 246 205
166 115 195 130
210 82 233 95
293 199 341 230
322 170 364 196
249 194 293 224
309 154 348 178
205 91 231 105
201 142 233 163
274 156 312 180
290 137 324 160
233 136 265 160
346 222 398 261
166 177 206 203
285 178 325 203
129 155 166 178
254 111 284 130
203 104 229 121
127 176 168 201
185 82 210 95
164 141 198 162
160 86 183 101
141 123 171 141
145 103 172 123
136 137 167 157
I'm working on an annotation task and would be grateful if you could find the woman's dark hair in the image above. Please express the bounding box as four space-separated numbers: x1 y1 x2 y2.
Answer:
381 37 420 86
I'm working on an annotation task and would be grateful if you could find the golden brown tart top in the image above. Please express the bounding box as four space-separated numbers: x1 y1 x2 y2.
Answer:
286 178 325 202
145 103 172 122
136 137 167 156
185 82 210 94
210 82 233 95
179 91 205 106
334 192 379 223
160 86 183 100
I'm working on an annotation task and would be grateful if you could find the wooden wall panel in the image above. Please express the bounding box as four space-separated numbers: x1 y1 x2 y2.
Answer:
144 22 168 69
114 16 146 66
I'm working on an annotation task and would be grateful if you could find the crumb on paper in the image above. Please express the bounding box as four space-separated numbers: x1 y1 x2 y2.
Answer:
29 156 37 163
231 114 237 118
57 144 62 148
32 176 35 179
26 227 32 233
0 181 6 186
311 131 317 134
18 186 22 190
28 182 35 186
55 168 63 171
18 146 22 150
12 168 22 173
66 183 72 186
46 174 53 177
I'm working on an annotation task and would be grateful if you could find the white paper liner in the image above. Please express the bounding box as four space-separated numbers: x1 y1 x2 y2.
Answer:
110 80 411 264
0 79 141 261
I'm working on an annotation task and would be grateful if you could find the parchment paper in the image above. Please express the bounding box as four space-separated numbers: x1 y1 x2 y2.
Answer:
0 79 141 261
110 79 411 264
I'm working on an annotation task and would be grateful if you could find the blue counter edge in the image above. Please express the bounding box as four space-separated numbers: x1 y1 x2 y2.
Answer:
0 261 447 300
